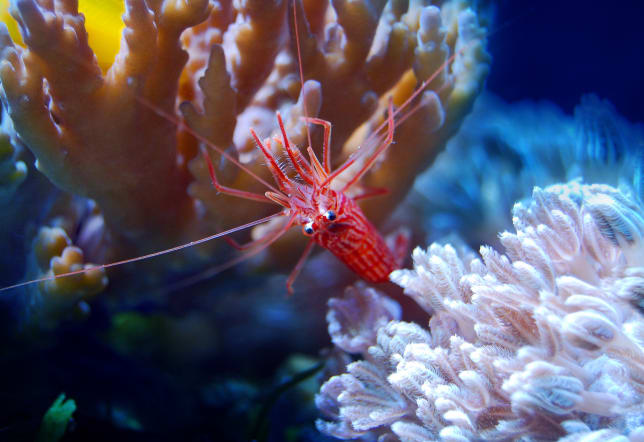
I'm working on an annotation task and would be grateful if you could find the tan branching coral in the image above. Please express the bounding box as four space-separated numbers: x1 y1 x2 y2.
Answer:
29 224 108 324
184 0 490 256
34 226 107 297
317 182 644 440
0 0 489 277
0 0 211 247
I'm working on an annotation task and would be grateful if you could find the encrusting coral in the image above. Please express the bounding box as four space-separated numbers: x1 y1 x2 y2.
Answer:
0 0 489 291
317 181 644 441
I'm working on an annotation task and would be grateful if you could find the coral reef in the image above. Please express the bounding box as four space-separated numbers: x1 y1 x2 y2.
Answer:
0 0 489 286
0 2 642 440
0 0 209 246
317 182 644 440
409 92 644 248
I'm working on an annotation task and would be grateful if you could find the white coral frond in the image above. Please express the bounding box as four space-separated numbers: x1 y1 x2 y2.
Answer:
327 283 401 354
318 182 644 440
391 420 435 442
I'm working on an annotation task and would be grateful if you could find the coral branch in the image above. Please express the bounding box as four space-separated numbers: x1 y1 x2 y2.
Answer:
0 0 490 288
0 0 212 247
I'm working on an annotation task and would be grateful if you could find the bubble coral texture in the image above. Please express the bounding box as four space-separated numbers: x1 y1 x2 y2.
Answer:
317 182 644 441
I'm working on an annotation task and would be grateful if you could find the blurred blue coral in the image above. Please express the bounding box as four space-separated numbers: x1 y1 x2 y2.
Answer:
409 93 644 247
0 106 26 203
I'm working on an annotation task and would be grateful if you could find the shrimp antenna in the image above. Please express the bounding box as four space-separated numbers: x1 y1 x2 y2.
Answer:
291 0 313 154
155 212 300 295
136 96 280 194
324 4 534 188
0 211 286 293
320 49 461 189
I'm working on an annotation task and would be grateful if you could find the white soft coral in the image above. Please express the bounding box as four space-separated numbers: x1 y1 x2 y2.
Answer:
317 182 644 441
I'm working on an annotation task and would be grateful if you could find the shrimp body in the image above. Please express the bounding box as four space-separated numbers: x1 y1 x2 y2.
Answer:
207 101 402 293
294 187 396 283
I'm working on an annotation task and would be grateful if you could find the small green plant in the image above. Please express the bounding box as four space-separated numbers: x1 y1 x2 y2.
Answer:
37 393 76 442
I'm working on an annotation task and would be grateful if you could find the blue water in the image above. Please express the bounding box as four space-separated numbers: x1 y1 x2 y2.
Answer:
489 0 643 122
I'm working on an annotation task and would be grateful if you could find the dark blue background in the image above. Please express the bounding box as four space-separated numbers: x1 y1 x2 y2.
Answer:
487 1 643 122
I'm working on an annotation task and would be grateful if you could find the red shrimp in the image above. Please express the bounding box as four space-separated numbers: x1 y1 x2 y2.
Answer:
0 0 458 295
202 101 402 294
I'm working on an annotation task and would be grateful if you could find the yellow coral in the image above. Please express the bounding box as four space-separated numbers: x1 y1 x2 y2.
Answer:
0 0 124 71
0 0 20 45
44 246 107 297
34 226 107 298
33 226 71 269
74 0 124 70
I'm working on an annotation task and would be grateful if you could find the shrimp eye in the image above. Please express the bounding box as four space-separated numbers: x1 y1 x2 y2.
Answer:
303 221 315 236
324 210 336 221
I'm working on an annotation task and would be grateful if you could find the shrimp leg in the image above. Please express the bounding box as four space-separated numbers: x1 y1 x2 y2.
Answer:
340 98 395 191
286 238 316 295
302 117 332 173
202 148 273 203
164 213 298 294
